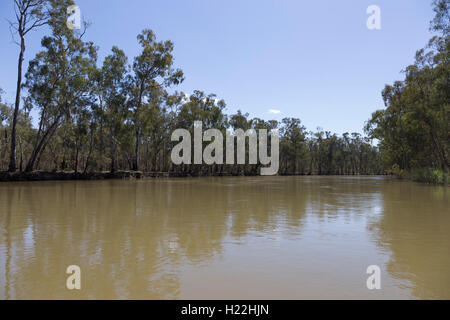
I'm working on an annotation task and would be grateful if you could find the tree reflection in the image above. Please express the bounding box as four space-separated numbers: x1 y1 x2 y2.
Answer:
369 181 450 299
0 177 309 299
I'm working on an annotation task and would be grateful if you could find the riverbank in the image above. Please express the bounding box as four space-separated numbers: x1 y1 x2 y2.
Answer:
0 171 196 182
3 170 447 184
392 167 449 185
0 171 387 182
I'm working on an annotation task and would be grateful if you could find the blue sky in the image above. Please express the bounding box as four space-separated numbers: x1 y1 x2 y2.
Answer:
0 0 435 134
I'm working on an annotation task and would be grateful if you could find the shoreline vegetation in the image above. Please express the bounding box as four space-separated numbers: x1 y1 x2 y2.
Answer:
391 167 449 185
0 170 179 181
0 0 448 185
0 170 392 182
1 170 447 185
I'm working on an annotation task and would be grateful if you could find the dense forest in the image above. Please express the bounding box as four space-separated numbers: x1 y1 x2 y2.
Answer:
0 0 448 182
365 0 449 184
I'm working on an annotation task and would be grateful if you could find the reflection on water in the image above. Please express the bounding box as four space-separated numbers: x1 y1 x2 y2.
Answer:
0 177 448 299
369 181 450 299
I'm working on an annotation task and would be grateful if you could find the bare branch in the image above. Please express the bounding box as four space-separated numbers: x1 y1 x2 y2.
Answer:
24 17 48 35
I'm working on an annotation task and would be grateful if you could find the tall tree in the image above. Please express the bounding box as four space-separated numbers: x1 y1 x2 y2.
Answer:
23 0 97 172
366 0 449 174
280 118 307 174
130 29 183 171
99 46 129 172
8 0 48 172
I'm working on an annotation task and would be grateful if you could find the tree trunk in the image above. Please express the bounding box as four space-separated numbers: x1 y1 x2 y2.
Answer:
74 144 79 174
84 122 95 174
9 35 25 172
110 126 116 173
18 135 23 172
25 119 60 172
134 128 139 171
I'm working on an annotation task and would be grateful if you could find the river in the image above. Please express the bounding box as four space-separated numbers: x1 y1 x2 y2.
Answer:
0 176 448 299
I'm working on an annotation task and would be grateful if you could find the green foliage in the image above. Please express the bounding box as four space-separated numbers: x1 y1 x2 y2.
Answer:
279 126 381 176
22 0 97 172
412 168 449 184
0 88 35 171
365 1 449 183
128 29 184 170
1 1 383 176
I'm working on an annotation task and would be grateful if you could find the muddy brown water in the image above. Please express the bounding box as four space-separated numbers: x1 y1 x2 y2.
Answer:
0 176 448 299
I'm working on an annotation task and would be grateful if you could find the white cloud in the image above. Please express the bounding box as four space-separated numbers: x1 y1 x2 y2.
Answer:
268 109 281 114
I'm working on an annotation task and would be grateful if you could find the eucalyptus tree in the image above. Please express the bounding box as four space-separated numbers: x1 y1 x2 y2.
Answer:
175 91 227 175
0 89 6 126
130 29 184 171
0 89 9 168
249 117 279 175
8 0 49 172
366 0 449 174
98 46 129 172
0 89 34 171
280 118 307 174
227 110 253 175
229 110 251 131
431 0 450 36
23 0 97 172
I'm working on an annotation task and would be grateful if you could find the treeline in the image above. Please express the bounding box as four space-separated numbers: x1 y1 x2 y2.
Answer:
365 0 449 183
0 0 383 176
0 91 383 176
